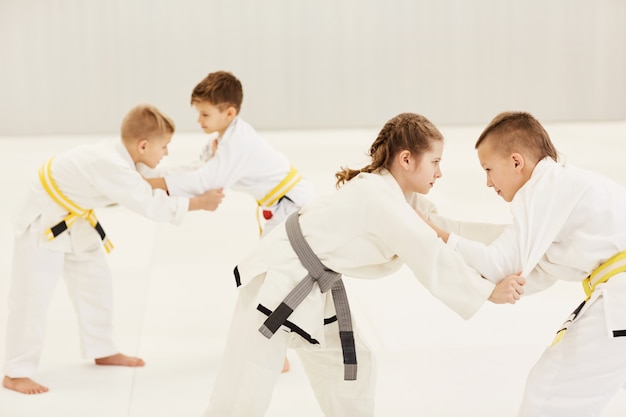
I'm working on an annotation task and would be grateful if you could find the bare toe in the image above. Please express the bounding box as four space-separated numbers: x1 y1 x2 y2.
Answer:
3 376 49 395
95 353 145 367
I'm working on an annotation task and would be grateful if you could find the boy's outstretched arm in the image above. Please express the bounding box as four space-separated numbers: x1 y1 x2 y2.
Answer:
188 188 224 211
488 274 526 304
144 176 224 211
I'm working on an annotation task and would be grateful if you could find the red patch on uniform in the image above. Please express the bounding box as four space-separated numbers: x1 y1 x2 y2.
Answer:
262 210 273 220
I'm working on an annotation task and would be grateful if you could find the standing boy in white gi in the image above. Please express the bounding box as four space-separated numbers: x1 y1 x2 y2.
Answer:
3 104 224 395
428 111 626 417
146 70 317 372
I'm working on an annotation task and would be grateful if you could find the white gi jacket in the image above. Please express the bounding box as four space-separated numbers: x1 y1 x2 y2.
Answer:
162 117 315 207
448 158 626 331
236 171 500 345
13 140 189 252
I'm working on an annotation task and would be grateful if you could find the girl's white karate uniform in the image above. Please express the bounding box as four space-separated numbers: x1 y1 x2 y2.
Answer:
203 171 502 417
162 117 316 233
447 158 626 417
4 140 189 378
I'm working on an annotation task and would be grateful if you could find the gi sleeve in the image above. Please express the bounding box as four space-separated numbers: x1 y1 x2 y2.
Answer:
372 194 495 320
164 145 248 197
410 193 507 244
87 157 188 225
447 226 521 284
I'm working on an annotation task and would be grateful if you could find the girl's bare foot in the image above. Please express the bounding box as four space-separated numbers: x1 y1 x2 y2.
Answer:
94 353 145 367
3 376 49 394
281 358 290 373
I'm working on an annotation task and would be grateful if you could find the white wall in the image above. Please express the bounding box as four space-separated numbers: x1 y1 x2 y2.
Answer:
1 0 625 135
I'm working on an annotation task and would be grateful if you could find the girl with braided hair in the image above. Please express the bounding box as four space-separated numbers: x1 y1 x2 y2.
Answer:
202 112 525 417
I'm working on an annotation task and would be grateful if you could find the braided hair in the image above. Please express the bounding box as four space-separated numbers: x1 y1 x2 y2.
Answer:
335 113 443 188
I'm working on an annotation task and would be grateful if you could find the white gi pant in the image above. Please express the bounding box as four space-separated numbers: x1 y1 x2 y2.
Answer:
519 277 626 417
203 274 377 417
3 217 118 378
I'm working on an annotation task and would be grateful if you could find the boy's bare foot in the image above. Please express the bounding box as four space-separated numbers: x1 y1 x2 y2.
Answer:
3 376 49 394
94 353 145 367
282 358 290 373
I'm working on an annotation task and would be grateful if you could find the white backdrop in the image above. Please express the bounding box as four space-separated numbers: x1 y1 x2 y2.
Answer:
1 0 625 135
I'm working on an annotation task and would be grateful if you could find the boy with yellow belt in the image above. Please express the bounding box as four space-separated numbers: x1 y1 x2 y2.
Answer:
3 104 224 395
146 71 317 372
147 71 315 237
427 111 626 417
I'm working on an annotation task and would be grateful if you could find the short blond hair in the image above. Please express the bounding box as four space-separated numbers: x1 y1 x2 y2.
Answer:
475 111 558 163
120 104 175 143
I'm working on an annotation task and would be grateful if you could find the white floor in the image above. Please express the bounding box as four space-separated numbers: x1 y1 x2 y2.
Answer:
1 120 626 417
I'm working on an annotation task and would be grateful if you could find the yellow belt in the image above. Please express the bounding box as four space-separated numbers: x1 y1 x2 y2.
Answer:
38 158 114 253
582 250 626 300
255 166 302 235
551 250 626 346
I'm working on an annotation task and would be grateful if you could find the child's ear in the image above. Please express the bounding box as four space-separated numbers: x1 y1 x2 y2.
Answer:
399 150 411 169
511 153 525 170
137 139 149 154
226 107 237 121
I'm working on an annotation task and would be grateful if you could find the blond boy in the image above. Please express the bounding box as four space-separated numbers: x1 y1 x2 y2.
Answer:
431 112 626 417
3 104 223 394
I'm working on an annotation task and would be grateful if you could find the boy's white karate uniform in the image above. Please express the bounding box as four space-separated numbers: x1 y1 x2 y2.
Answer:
203 171 501 417
162 117 316 233
4 140 189 378
447 158 626 417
